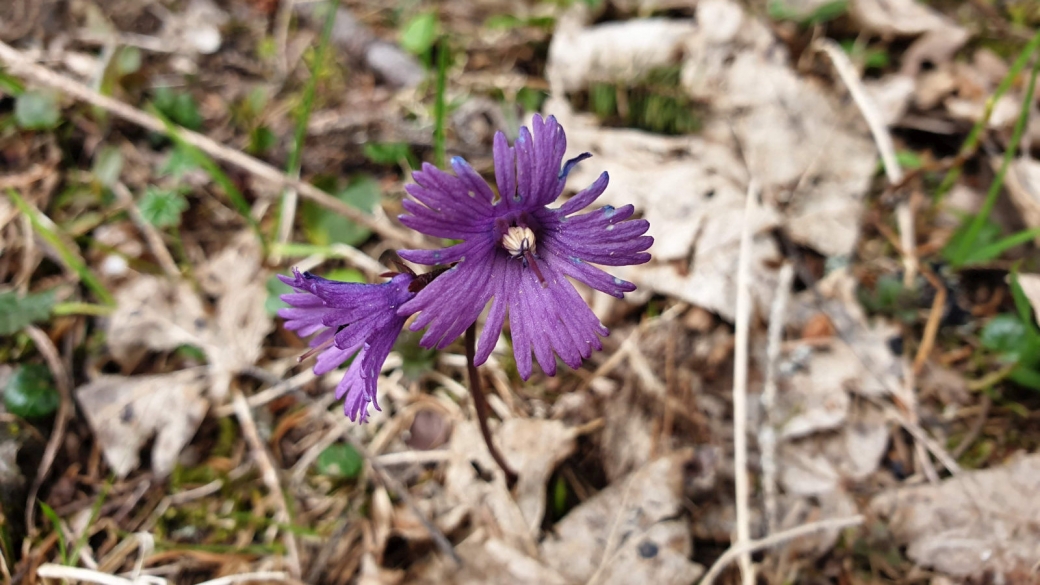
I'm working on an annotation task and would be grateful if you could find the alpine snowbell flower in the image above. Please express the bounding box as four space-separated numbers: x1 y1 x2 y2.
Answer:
278 268 414 422
398 114 653 379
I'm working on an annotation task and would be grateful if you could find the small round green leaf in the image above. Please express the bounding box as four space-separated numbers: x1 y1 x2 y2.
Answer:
15 91 61 130
316 443 363 479
400 12 439 56
4 364 59 419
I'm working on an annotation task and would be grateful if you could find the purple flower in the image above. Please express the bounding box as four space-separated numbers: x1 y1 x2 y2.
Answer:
279 268 414 422
397 114 652 379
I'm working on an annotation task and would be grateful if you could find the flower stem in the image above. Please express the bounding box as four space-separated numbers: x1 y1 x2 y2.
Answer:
465 324 518 486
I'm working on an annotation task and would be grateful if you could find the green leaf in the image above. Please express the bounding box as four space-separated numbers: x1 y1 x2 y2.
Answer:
0 69 25 96
15 90 60 130
980 313 1031 363
960 227 1040 266
248 126 276 155
316 443 363 479
138 186 188 228
115 46 142 76
324 268 365 283
516 87 548 114
301 176 380 247
152 88 203 130
941 216 1002 265
159 145 201 178
400 12 439 56
1009 365 1040 391
266 274 293 316
4 364 59 419
0 289 56 335
92 146 124 188
768 0 847 24
363 142 415 167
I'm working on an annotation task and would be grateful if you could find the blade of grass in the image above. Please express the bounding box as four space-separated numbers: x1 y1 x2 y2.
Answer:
39 503 68 564
149 106 267 252
69 479 112 567
962 227 1040 266
1009 269 1040 340
6 189 115 306
950 52 1040 267
275 0 341 247
935 29 1040 202
432 35 449 168
52 302 115 317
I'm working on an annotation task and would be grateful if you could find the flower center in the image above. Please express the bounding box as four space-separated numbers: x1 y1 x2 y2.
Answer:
499 225 548 288
501 225 536 258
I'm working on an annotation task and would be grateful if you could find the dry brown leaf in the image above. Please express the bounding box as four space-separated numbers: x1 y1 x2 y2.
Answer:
850 0 963 37
1003 157 1040 235
544 0 878 321
496 419 577 535
547 18 695 94
870 453 1040 578
540 451 704 584
413 532 568 585
1016 274 1040 327
107 234 273 398
776 490 859 559
442 419 576 554
778 403 888 495
75 369 209 478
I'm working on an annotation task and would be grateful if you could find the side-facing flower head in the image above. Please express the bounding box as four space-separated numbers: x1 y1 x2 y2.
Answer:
397 114 653 379
279 268 414 422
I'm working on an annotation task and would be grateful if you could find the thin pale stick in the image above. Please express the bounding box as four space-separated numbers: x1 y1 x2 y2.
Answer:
231 390 302 579
699 515 865 584
814 38 916 286
0 40 422 248
732 180 758 585
465 325 518 485
760 263 794 535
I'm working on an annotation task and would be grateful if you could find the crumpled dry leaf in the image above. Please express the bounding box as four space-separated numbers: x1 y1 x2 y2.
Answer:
440 418 577 554
776 489 859 559
413 531 569 585
75 369 209 478
107 234 272 398
547 17 696 94
850 0 962 37
1017 274 1040 327
160 0 228 55
546 0 878 319
777 269 904 439
1002 157 1040 235
870 453 1040 578
540 451 704 584
778 403 888 495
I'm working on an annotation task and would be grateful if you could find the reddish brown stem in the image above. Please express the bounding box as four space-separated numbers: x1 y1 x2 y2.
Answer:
465 325 518 486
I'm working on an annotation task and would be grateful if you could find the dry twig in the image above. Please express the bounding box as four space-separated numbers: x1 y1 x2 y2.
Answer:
699 515 865 584
0 40 423 248
732 180 758 585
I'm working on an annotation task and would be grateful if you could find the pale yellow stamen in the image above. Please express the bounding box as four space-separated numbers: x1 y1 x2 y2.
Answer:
502 226 536 257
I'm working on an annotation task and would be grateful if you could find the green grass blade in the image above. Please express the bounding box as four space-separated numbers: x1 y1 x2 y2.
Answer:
433 36 449 168
6 189 115 306
961 227 1040 266
935 29 1040 202
149 106 267 251
39 503 68 564
69 479 112 566
275 0 341 242
950 52 1040 267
